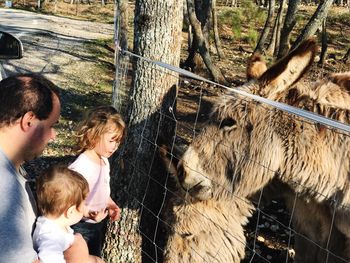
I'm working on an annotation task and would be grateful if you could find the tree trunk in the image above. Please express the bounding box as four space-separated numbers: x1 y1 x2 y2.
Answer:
186 0 228 84
113 0 129 116
255 0 275 53
212 0 224 59
292 0 334 49
199 0 212 50
103 1 183 262
277 0 301 58
319 18 328 65
267 0 286 56
343 48 350 63
183 2 193 51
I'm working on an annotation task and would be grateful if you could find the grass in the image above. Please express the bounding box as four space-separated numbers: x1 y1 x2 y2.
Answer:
217 4 266 48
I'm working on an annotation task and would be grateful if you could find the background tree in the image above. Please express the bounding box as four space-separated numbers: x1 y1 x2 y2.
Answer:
184 0 228 85
343 48 350 63
113 0 129 116
292 0 334 49
266 0 286 56
103 0 183 262
277 0 301 58
255 0 275 53
212 0 224 59
319 17 328 65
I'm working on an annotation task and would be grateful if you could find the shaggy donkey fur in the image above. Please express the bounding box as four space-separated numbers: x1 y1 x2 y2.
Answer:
160 147 253 263
177 39 350 262
248 55 347 263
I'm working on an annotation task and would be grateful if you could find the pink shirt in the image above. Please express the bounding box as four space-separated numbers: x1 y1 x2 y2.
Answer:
69 153 110 215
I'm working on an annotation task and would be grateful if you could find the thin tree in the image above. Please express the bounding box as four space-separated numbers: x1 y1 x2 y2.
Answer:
212 0 224 59
113 0 129 116
103 0 183 262
292 0 334 49
343 48 350 63
185 0 228 84
319 17 328 65
255 0 275 53
266 0 286 56
277 0 301 58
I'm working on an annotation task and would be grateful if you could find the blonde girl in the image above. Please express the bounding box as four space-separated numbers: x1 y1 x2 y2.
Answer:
69 105 126 257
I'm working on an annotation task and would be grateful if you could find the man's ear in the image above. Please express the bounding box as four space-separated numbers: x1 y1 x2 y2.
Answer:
21 111 36 132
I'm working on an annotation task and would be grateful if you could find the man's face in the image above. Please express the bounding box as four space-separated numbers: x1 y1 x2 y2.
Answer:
24 94 61 161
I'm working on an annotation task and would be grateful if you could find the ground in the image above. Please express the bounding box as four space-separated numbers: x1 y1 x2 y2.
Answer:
2 2 349 262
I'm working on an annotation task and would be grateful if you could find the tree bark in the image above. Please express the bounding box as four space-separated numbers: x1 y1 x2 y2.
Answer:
319 18 328 65
267 0 286 56
103 1 183 262
277 0 301 58
186 0 228 84
255 0 275 53
292 0 334 49
113 0 129 116
343 48 350 63
212 0 224 59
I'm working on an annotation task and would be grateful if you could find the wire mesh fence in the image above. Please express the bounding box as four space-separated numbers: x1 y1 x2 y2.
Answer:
112 46 350 263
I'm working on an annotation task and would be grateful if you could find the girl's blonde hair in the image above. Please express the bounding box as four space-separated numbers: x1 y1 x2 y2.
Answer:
36 165 89 217
75 105 126 153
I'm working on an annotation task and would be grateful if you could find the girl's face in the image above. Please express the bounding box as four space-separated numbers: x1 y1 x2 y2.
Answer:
93 125 121 158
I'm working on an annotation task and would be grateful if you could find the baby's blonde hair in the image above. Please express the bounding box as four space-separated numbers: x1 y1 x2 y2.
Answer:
36 165 89 217
75 105 126 153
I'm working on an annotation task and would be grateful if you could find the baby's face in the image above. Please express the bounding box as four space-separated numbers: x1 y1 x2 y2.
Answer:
94 125 121 158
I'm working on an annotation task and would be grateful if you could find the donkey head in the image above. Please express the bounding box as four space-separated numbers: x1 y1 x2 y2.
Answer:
177 39 319 200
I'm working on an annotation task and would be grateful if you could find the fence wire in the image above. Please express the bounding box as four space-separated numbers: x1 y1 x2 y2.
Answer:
112 32 350 262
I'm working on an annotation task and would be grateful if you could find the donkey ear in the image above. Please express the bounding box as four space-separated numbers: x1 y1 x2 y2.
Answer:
258 38 318 99
246 52 267 80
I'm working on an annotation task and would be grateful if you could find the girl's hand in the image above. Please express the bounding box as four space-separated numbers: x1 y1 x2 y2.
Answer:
88 209 108 223
107 197 121 222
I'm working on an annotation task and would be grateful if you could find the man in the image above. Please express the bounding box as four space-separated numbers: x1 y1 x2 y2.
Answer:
0 74 91 263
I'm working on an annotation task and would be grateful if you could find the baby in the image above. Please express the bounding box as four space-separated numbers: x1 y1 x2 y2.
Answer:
33 165 104 263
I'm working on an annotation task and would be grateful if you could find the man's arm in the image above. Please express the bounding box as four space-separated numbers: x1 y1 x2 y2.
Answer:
64 233 105 263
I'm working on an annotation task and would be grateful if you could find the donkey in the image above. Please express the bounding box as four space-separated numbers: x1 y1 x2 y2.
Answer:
160 146 253 263
247 52 348 263
176 39 350 261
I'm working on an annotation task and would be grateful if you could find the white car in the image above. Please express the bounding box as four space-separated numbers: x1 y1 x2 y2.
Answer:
0 31 23 80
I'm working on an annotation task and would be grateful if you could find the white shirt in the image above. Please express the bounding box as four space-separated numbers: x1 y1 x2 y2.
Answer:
69 153 110 216
33 216 75 263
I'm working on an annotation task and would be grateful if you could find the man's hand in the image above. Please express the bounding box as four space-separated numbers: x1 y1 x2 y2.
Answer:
64 233 89 263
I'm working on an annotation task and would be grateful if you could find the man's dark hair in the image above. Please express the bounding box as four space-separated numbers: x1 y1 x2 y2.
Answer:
0 74 60 127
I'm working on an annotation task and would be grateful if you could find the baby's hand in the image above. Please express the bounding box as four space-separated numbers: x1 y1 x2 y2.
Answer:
88 209 108 223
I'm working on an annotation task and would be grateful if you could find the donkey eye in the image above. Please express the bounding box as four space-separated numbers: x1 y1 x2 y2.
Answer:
219 118 236 129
